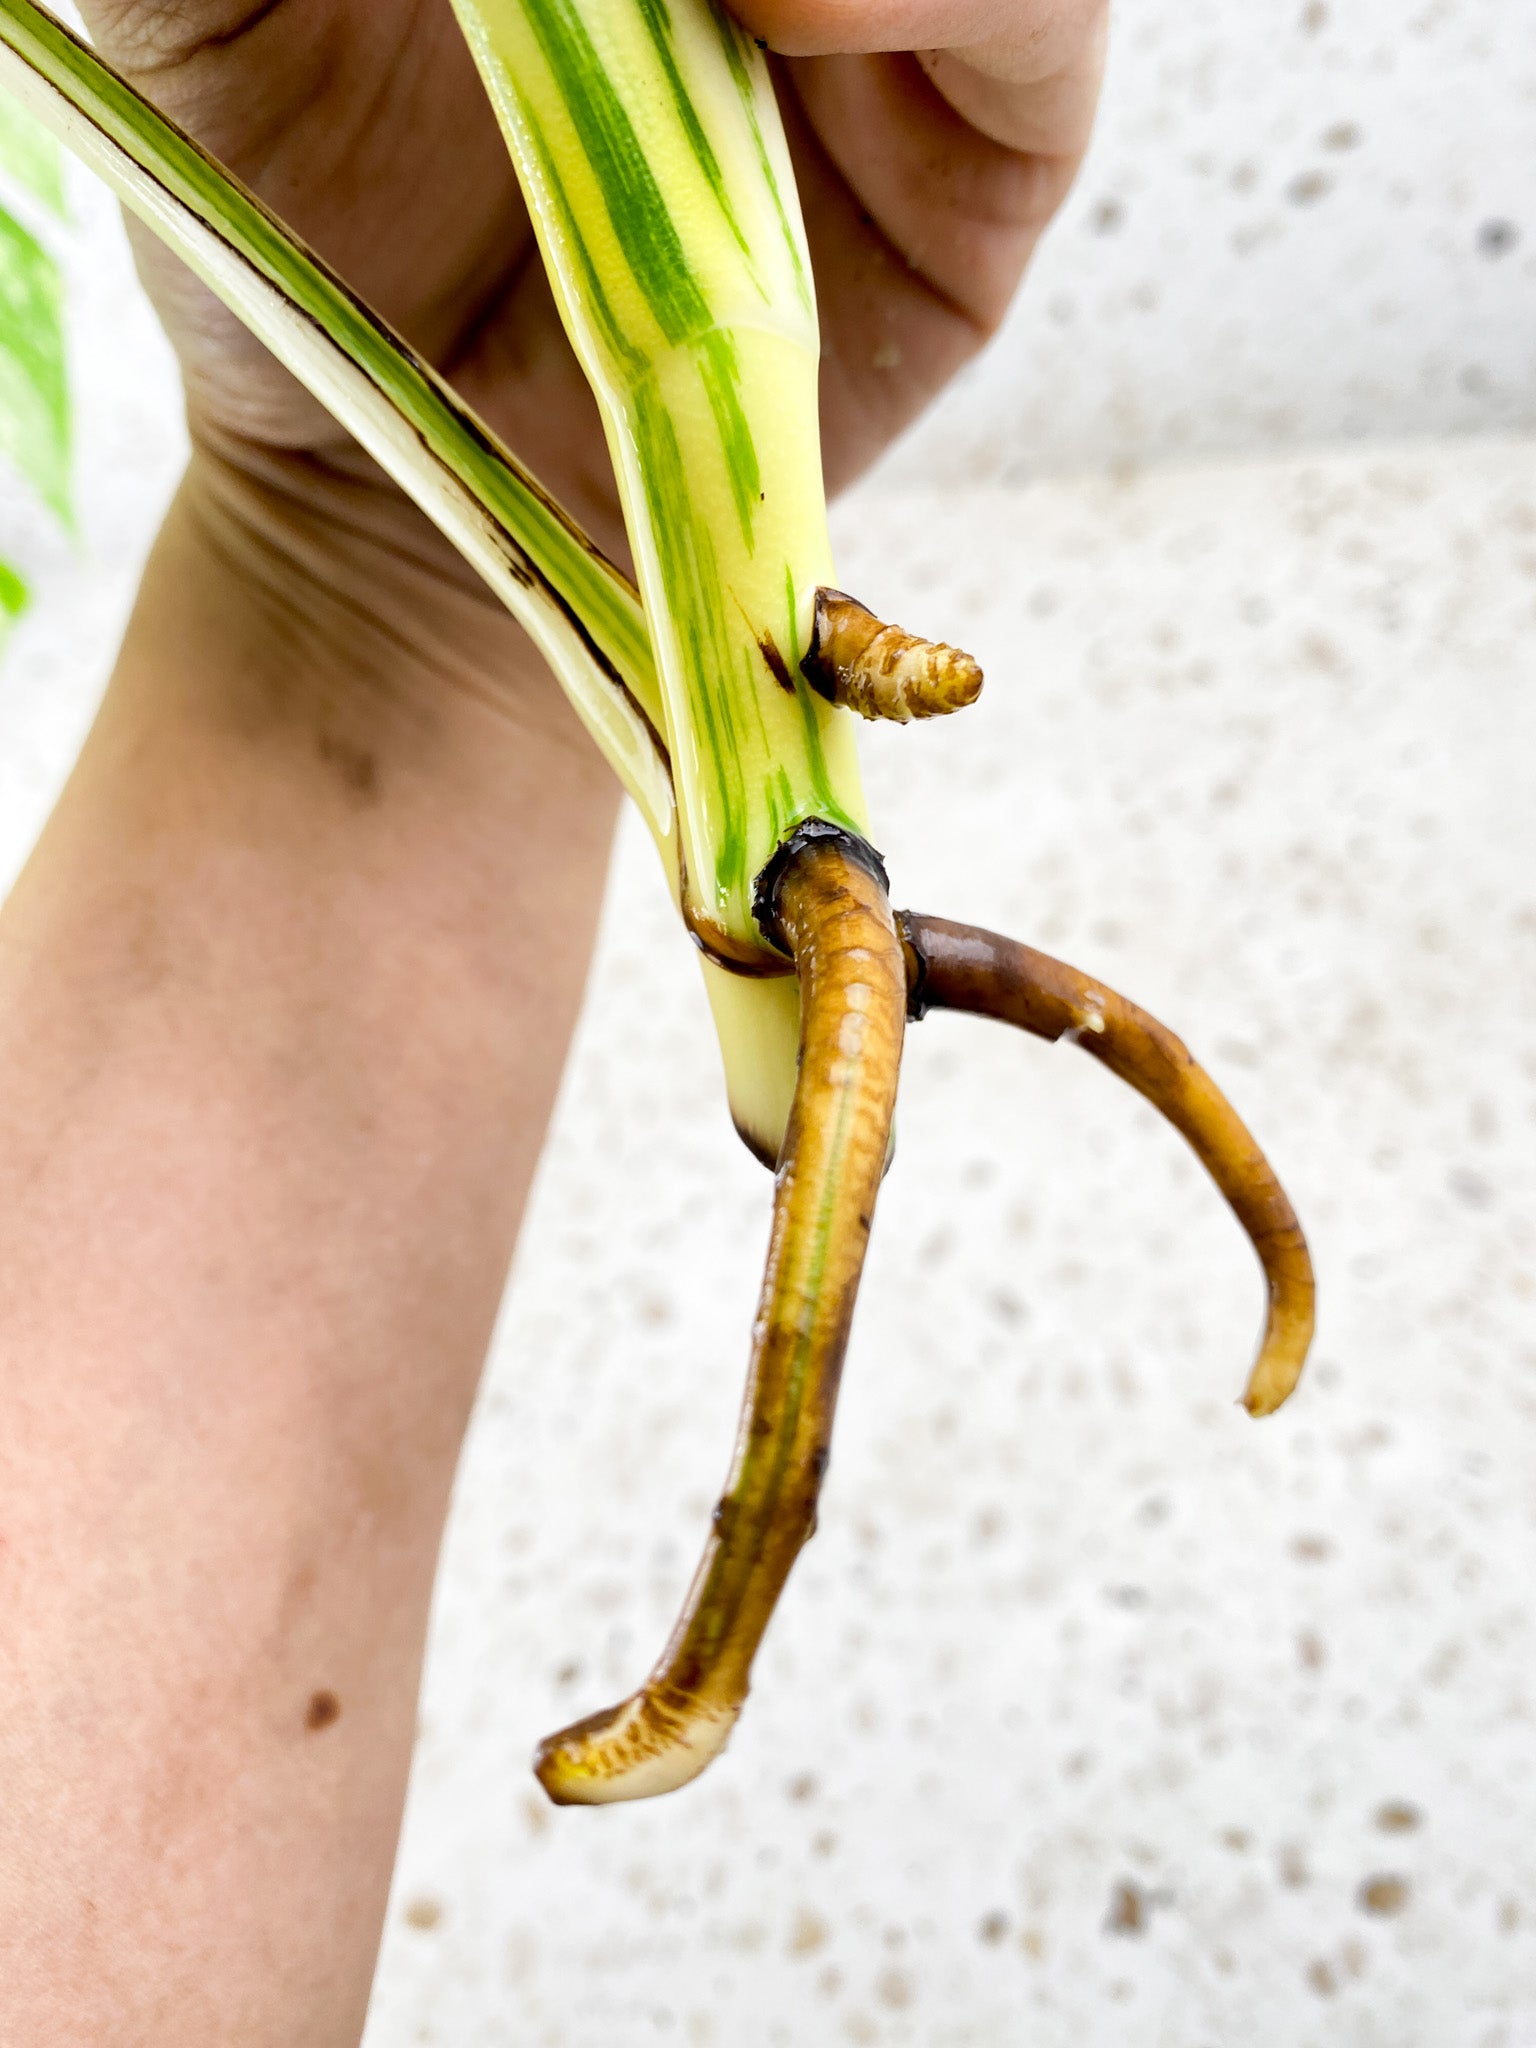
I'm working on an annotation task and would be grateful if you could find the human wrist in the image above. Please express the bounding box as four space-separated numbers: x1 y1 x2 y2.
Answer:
44 434 625 1012
177 426 603 767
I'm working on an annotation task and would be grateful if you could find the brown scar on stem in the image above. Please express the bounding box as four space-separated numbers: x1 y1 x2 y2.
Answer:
757 632 797 693
676 853 795 980
898 913 1315 1418
801 589 984 724
533 826 905 1805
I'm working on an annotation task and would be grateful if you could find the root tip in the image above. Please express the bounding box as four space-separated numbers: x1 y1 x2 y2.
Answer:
1240 1310 1316 1419
533 1690 740 1807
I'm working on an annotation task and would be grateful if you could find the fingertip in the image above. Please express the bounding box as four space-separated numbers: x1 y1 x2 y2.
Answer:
726 0 953 59
724 0 847 57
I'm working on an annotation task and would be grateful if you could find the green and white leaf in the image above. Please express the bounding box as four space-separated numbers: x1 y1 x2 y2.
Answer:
0 0 677 866
0 84 64 213
0 87 70 638
0 194 68 525
0 546 26 623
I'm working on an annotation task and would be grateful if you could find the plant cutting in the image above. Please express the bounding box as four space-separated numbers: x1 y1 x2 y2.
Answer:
0 0 1314 1813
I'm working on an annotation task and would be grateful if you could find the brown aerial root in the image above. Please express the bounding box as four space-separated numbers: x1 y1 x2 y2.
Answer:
899 914 1315 1418
801 588 984 724
535 825 906 1805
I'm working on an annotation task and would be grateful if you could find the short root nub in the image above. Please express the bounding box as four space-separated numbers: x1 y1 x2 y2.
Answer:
802 589 983 723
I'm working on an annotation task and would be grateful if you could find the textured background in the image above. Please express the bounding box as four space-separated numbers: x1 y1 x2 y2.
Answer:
881 0 1536 483
2 4 1535 2042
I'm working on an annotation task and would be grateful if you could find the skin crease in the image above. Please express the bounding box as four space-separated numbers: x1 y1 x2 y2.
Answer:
0 1 1106 2040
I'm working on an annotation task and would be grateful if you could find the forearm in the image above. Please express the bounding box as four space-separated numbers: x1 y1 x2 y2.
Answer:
0 455 618 2043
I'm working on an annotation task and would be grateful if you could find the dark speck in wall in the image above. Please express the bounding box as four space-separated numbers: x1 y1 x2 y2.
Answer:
1360 1873 1411 1916
1105 1880 1147 1935
1450 1166 1494 1209
1288 170 1334 206
1478 219 1520 259
306 1690 342 1732
1376 1800 1422 1833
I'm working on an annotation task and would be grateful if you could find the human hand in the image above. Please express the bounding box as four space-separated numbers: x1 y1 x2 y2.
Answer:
746 0 1109 486
79 0 1106 625
0 14 1106 2031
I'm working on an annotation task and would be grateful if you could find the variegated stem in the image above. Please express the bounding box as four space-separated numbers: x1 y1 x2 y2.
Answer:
448 0 870 952
0 0 676 864
899 914 1315 1417
535 828 905 1804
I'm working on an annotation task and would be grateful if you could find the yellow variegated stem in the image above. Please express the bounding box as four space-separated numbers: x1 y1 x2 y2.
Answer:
696 957 799 1167
0 0 676 867
448 0 870 958
535 829 905 1803
899 915 1316 1417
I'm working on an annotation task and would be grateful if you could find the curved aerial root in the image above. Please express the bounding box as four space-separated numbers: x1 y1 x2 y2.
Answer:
801 588 984 723
899 914 1314 1418
535 829 906 1804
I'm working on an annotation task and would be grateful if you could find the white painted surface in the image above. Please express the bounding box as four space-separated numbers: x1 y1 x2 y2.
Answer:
360 444 1536 2046
2 23 1535 2045
879 0 1536 486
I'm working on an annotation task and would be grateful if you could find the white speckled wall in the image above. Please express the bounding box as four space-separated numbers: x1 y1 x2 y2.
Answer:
2 11 1535 2044
364 448 1536 2045
879 0 1536 486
